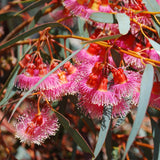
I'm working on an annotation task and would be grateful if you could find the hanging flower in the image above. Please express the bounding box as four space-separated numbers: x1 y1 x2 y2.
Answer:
15 105 59 145
50 7 75 27
63 0 90 19
78 100 104 119
149 81 160 109
73 44 102 64
110 68 142 99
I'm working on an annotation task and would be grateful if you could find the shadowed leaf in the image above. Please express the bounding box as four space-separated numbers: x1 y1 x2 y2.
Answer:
55 110 94 156
15 0 51 16
92 105 112 159
0 22 70 50
151 118 160 160
110 48 122 67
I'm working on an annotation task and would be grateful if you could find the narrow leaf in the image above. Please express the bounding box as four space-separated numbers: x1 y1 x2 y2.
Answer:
147 107 160 117
0 12 17 22
110 48 122 67
148 38 160 56
82 34 121 44
151 118 160 160
151 15 160 38
47 108 94 155
90 12 117 23
28 2 56 29
142 0 160 16
82 116 96 134
12 0 37 4
78 17 89 38
105 124 112 160
115 13 130 35
93 105 112 159
15 0 51 16
0 64 19 105
0 22 70 50
0 89 16 107
122 64 154 160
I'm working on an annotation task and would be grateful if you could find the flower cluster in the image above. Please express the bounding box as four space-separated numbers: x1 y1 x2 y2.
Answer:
13 0 160 146
61 0 153 33
15 103 59 145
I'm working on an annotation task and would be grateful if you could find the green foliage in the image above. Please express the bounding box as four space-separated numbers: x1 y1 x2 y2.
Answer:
0 23 70 50
151 118 160 160
0 1 159 159
90 12 117 23
122 64 154 160
92 106 112 159
115 13 130 35
55 110 94 156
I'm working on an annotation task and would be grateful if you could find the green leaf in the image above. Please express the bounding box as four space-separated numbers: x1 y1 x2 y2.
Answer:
0 12 18 22
151 118 160 160
90 12 117 23
0 22 70 50
110 48 122 67
15 0 51 16
105 124 112 160
115 13 130 35
82 116 96 134
0 89 16 107
82 34 121 44
0 64 19 106
78 17 89 38
113 116 126 128
147 38 160 56
9 48 83 121
92 105 112 159
143 0 160 37
50 109 94 155
151 15 160 38
142 0 160 16
28 2 56 29
12 0 37 4
147 107 160 117
122 64 154 160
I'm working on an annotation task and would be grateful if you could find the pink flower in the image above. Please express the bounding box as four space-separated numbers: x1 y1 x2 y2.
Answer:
78 62 102 78
156 0 160 5
124 55 145 70
115 33 136 50
63 0 90 19
15 73 60 91
42 62 81 101
15 62 60 91
91 77 118 106
79 97 130 119
42 70 70 101
112 99 130 118
73 44 101 64
99 4 113 12
130 85 140 107
64 62 81 95
15 105 59 145
149 82 160 109
79 72 118 106
50 8 75 27
78 100 104 119
146 48 160 61
110 68 142 99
